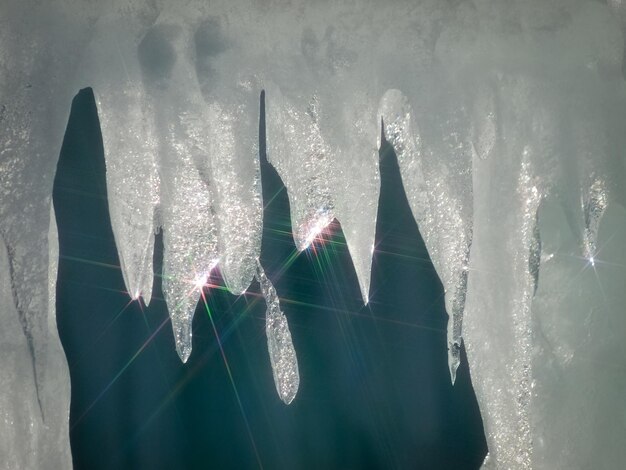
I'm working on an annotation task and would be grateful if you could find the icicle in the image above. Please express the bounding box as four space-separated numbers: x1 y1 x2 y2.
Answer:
465 154 540 469
193 5 264 295
206 97 263 295
84 9 161 305
157 119 219 362
139 14 222 363
3 1 626 468
264 3 382 304
256 261 299 405
379 88 472 383
265 83 380 305
265 86 336 252
93 87 159 306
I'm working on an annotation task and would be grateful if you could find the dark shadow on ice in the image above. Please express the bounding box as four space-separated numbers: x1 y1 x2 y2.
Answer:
53 88 486 469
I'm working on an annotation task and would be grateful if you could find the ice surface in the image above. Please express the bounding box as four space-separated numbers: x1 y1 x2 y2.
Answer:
196 6 264 296
256 261 300 405
2 0 626 468
0 209 71 469
0 1 76 412
379 88 473 384
464 139 541 469
531 201 626 469
264 2 381 304
0 1 84 467
81 2 265 360
82 8 161 305
140 11 222 363
264 86 335 252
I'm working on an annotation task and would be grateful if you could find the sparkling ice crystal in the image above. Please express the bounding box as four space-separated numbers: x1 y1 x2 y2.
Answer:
256 261 300 405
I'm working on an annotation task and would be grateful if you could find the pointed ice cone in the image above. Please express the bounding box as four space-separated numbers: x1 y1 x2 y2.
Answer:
256 261 300 405
206 99 263 296
170 306 195 364
379 88 473 384
81 13 162 308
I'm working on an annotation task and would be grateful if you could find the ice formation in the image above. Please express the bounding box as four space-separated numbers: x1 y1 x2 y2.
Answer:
256 261 299 405
379 88 472 383
1 0 626 468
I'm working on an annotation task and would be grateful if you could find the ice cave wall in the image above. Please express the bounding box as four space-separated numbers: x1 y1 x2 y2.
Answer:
1 0 626 468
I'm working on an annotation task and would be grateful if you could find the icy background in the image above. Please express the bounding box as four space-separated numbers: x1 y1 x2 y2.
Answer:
1 0 626 468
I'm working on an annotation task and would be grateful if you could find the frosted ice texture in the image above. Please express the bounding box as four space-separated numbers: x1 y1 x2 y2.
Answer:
264 2 381 304
2 0 626 468
80 1 264 361
0 211 71 469
0 1 84 467
82 8 161 306
379 88 472 384
256 262 300 405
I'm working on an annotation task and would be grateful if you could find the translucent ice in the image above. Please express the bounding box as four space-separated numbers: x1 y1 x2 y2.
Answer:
2 0 626 468
264 3 382 303
531 201 626 469
256 261 299 405
140 12 222 363
379 88 473 384
82 8 161 305
81 2 265 360
464 142 541 469
196 5 264 295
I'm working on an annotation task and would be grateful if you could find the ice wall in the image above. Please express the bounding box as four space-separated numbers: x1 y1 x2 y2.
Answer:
0 208 71 469
1 0 626 468
256 261 300 405
0 1 89 467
